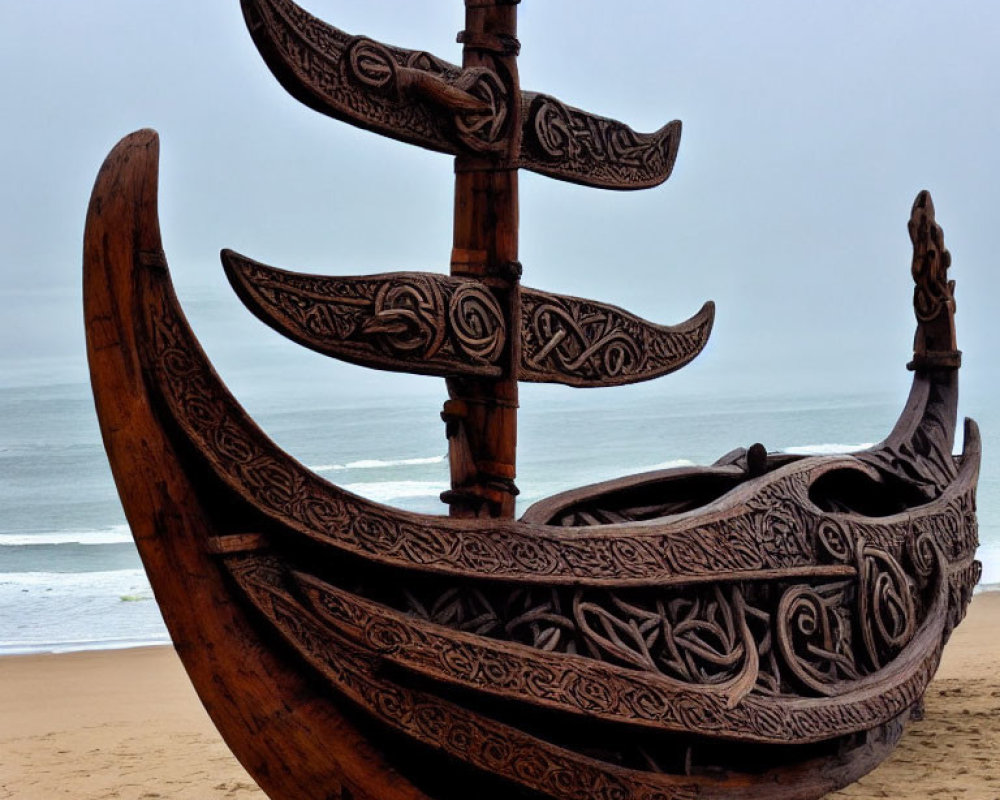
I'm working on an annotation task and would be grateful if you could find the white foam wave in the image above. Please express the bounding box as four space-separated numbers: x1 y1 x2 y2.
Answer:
0 525 134 547
976 542 1000 587
0 569 166 655
781 443 874 456
641 458 696 471
0 568 150 593
0 637 171 656
342 480 448 503
311 455 445 472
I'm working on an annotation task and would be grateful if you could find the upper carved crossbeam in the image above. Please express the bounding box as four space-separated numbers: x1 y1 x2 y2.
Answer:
240 0 682 190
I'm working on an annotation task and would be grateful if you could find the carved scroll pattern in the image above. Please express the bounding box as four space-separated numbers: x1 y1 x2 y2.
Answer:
776 582 861 695
520 292 713 386
142 274 978 586
228 555 700 800
226 255 506 378
383 556 927 702
139 272 979 750
287 557 950 747
522 95 681 189
774 527 941 697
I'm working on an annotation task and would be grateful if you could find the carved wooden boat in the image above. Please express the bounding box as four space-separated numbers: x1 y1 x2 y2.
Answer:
85 130 979 800
84 2 980 798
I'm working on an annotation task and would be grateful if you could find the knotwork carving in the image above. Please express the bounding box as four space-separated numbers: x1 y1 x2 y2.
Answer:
223 251 506 377
778 541 919 696
448 284 506 361
857 543 916 671
346 37 408 95
573 588 758 694
777 582 860 695
524 94 681 188
245 0 465 154
345 36 509 154
293 570 950 744
450 67 509 153
228 555 702 800
86 8 987 796
520 291 713 387
227 251 713 386
369 278 447 357
816 518 854 563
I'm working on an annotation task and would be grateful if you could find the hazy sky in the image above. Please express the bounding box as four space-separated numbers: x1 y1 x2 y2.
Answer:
1 1 998 402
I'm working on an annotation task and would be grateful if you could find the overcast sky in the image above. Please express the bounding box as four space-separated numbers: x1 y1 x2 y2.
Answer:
1 1 997 404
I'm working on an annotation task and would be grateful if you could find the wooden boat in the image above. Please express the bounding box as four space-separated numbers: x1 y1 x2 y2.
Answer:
84 3 980 799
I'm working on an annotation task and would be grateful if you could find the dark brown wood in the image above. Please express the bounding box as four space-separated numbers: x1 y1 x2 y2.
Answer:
221 250 714 387
239 0 682 190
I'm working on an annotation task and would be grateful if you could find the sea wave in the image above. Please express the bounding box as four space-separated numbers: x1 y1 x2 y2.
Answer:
342 480 448 503
311 455 445 472
640 458 696 471
0 524 133 547
977 541 1000 587
0 568 166 656
781 442 874 455
0 636 171 656
0 568 151 594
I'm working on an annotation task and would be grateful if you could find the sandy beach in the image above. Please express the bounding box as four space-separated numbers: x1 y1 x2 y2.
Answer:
1 593 997 800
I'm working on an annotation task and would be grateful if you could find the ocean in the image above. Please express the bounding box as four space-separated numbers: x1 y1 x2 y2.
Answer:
2 299 997 656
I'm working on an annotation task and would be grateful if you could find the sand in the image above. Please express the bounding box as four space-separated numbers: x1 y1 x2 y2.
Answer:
1 594 997 800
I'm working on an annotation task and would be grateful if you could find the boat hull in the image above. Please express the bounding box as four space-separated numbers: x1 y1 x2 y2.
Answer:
85 131 980 800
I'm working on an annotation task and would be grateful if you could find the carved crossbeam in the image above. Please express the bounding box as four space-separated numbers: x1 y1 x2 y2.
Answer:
240 0 682 190
223 250 714 387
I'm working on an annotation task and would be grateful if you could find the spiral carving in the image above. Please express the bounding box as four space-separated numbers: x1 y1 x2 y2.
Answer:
525 93 682 188
370 279 446 357
777 583 860 695
857 545 916 670
346 37 399 94
345 36 508 154
532 96 574 159
448 284 506 362
816 518 854 563
452 67 509 153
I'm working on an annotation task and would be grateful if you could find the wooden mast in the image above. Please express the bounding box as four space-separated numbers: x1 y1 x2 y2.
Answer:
442 0 522 518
